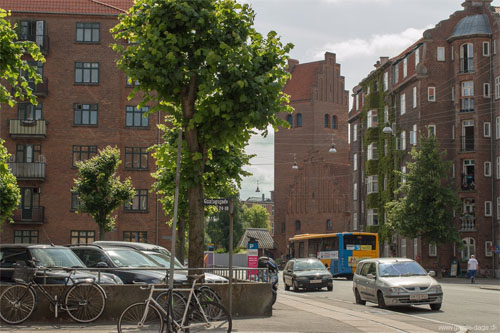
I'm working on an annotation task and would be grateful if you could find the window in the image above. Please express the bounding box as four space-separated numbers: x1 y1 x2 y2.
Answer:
485 201 492 216
355 93 360 110
353 153 357 171
281 222 286 233
367 143 378 160
367 209 378 226
412 86 417 108
401 166 407 183
126 75 140 87
353 124 358 142
126 106 149 128
483 42 490 56
75 62 99 84
460 43 474 73
71 230 95 244
437 46 445 61
429 243 437 257
16 144 41 163
451 45 454 61
124 147 149 170
461 237 475 260
295 113 302 127
353 213 358 231
410 124 417 145
324 114 329 128
401 239 407 258
415 48 420 69
452 86 455 101
484 161 491 177
497 117 500 139
123 231 147 243
326 219 333 231
366 86 370 95
485 241 493 257
497 157 500 179
498 197 500 219
367 175 378 194
484 83 490 98
18 103 42 121
287 115 293 127
461 81 474 112
393 64 399 84
383 72 389 91
72 145 97 167
74 103 97 125
494 40 497 55
367 109 378 128
18 20 45 48
496 77 500 99
353 183 358 201
428 125 436 136
125 189 148 212
295 220 301 231
384 105 389 123
331 116 337 129
14 230 39 244
401 131 406 150
76 22 100 43
71 192 80 211
428 87 436 102
413 238 418 260
403 58 407 78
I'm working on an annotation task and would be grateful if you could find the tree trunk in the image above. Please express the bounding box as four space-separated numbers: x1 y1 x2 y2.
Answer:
177 217 186 264
99 224 105 241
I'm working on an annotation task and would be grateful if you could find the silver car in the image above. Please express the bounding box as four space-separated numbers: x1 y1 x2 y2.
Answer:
352 258 443 310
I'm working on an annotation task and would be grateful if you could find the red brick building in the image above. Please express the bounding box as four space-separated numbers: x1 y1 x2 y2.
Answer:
274 53 351 259
349 0 500 276
0 0 173 246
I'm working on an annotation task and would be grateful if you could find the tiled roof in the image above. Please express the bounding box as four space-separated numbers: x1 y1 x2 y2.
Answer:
389 38 423 62
283 61 322 101
237 228 275 250
0 0 133 15
449 14 492 40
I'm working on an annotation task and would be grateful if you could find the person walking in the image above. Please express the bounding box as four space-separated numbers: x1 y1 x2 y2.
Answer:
467 255 479 284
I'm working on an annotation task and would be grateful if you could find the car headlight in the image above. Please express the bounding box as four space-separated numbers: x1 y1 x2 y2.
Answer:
430 285 442 293
388 287 405 294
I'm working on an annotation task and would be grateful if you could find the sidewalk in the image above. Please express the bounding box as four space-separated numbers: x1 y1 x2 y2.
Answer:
437 277 500 291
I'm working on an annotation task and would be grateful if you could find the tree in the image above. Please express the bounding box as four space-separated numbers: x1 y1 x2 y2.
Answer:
206 195 246 252
242 204 270 230
112 0 293 268
385 134 460 277
0 8 44 106
0 139 20 227
72 146 135 240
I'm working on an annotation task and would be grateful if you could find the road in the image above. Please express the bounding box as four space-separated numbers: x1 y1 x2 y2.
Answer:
277 274 500 332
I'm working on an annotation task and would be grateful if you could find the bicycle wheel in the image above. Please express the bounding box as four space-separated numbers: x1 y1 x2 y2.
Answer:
0 284 37 324
118 302 164 333
187 301 231 332
196 286 221 304
65 282 106 323
155 290 186 323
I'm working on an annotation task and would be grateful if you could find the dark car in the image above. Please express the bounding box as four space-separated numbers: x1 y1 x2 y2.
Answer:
283 258 333 292
69 244 187 284
0 244 122 285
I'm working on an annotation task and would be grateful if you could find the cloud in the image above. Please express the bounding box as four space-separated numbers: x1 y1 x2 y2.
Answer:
314 27 427 62
322 0 390 2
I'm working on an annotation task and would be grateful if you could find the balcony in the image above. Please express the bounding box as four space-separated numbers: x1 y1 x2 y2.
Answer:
29 77 49 96
19 34 49 55
461 174 475 191
12 206 45 224
460 215 476 231
9 158 46 180
460 136 474 152
9 119 47 138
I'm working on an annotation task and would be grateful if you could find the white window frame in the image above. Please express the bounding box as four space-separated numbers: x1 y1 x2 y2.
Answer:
497 156 500 179
437 46 445 61
410 124 417 145
496 116 500 139
353 124 358 142
384 105 389 123
452 124 455 140
428 87 436 102
367 209 379 226
401 165 407 184
497 197 500 219
356 93 360 110
462 81 474 97
353 153 358 171
461 237 475 261
383 72 389 91
367 143 378 160
412 86 417 108
429 243 437 257
485 201 492 216
484 83 490 98
413 238 418 260
353 213 358 231
483 41 490 56
415 48 420 69
428 124 436 136
401 131 406 150
484 161 492 177
353 183 358 201
495 76 500 99
367 175 379 194
400 94 406 115
485 241 493 257
451 86 455 101
401 239 407 258
451 45 454 61
452 163 456 178
367 109 378 128
403 58 407 78
394 64 399 84
484 122 491 137
494 40 497 55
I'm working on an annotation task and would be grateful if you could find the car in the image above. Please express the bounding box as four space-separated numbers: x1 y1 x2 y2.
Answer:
93 241 228 283
0 244 122 285
352 258 443 310
283 258 333 292
69 244 187 285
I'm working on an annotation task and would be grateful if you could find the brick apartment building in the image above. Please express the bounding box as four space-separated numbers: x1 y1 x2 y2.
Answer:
242 191 275 236
274 53 351 259
0 0 174 246
349 0 500 276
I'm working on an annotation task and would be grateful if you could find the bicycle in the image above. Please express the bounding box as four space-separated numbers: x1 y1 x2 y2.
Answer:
118 274 231 332
156 283 222 313
0 261 107 324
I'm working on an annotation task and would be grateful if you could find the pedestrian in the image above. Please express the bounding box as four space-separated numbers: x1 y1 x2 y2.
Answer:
467 255 479 284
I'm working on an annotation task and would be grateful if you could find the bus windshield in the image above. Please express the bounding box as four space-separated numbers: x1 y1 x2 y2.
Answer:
343 234 376 250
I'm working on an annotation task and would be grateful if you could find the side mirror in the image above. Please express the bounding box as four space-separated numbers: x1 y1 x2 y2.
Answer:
428 270 436 277
96 262 108 268
366 273 376 280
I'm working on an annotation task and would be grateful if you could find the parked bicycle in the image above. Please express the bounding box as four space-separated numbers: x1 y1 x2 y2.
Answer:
156 283 222 314
118 274 231 332
0 261 107 324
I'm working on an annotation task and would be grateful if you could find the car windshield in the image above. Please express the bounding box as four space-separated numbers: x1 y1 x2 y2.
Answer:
379 261 428 277
31 248 86 268
152 248 184 268
146 252 183 269
294 260 326 271
106 249 161 268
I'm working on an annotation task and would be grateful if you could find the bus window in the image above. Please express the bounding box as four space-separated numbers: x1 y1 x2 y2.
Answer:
309 238 323 256
298 242 305 257
344 234 376 250
323 237 338 251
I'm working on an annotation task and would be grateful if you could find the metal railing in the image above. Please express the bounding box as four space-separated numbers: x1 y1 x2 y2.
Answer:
11 206 45 224
9 119 47 137
18 33 49 55
9 161 46 179
461 173 475 191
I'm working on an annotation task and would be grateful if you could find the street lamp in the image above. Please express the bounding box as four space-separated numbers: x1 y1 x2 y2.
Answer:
292 153 299 170
255 180 260 192
383 123 394 135
328 135 337 153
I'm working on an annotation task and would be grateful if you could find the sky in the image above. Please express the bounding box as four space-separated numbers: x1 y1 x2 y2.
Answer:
238 0 500 201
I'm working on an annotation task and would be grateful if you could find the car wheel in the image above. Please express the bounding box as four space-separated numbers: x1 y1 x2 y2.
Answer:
377 291 386 309
293 279 300 292
430 303 442 311
354 289 366 305
327 284 333 292
284 280 290 291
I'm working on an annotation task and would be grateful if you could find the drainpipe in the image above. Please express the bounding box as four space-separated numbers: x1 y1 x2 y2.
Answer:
488 37 496 277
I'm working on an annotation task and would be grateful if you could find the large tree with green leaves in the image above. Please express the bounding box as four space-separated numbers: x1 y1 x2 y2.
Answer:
72 146 135 240
242 204 270 230
385 134 460 277
112 0 293 268
0 139 20 227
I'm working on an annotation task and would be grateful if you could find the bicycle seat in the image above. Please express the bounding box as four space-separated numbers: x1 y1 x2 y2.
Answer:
187 274 205 282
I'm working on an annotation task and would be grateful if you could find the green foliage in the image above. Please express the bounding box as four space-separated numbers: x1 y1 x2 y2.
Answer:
206 195 246 251
385 134 460 246
0 139 20 226
72 146 135 239
112 0 293 268
215 248 226 254
0 9 45 107
242 204 270 230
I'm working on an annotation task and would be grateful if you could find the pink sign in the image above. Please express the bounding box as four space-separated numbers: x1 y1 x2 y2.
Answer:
248 253 258 280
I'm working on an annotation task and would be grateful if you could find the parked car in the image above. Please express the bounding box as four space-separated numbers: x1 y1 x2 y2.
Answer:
352 258 443 310
0 244 122 285
69 244 187 284
93 241 228 283
283 258 333 291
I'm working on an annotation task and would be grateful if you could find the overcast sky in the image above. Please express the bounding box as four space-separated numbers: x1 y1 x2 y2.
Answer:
238 0 500 201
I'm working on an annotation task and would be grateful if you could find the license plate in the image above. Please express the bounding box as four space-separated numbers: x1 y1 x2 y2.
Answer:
410 294 428 300
310 279 322 283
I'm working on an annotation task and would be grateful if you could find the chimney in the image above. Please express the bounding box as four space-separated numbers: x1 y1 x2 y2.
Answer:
380 57 389 65
288 59 299 72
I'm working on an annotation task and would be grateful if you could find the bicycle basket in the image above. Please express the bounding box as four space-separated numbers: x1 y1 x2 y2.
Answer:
12 263 37 283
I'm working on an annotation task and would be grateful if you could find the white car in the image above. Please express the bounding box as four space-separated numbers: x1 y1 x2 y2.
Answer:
353 258 443 310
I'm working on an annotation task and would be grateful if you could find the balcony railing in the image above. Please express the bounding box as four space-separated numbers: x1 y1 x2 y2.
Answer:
9 119 47 137
9 160 46 180
29 77 48 96
461 174 475 191
12 206 45 224
460 136 474 152
460 215 476 231
19 34 49 55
